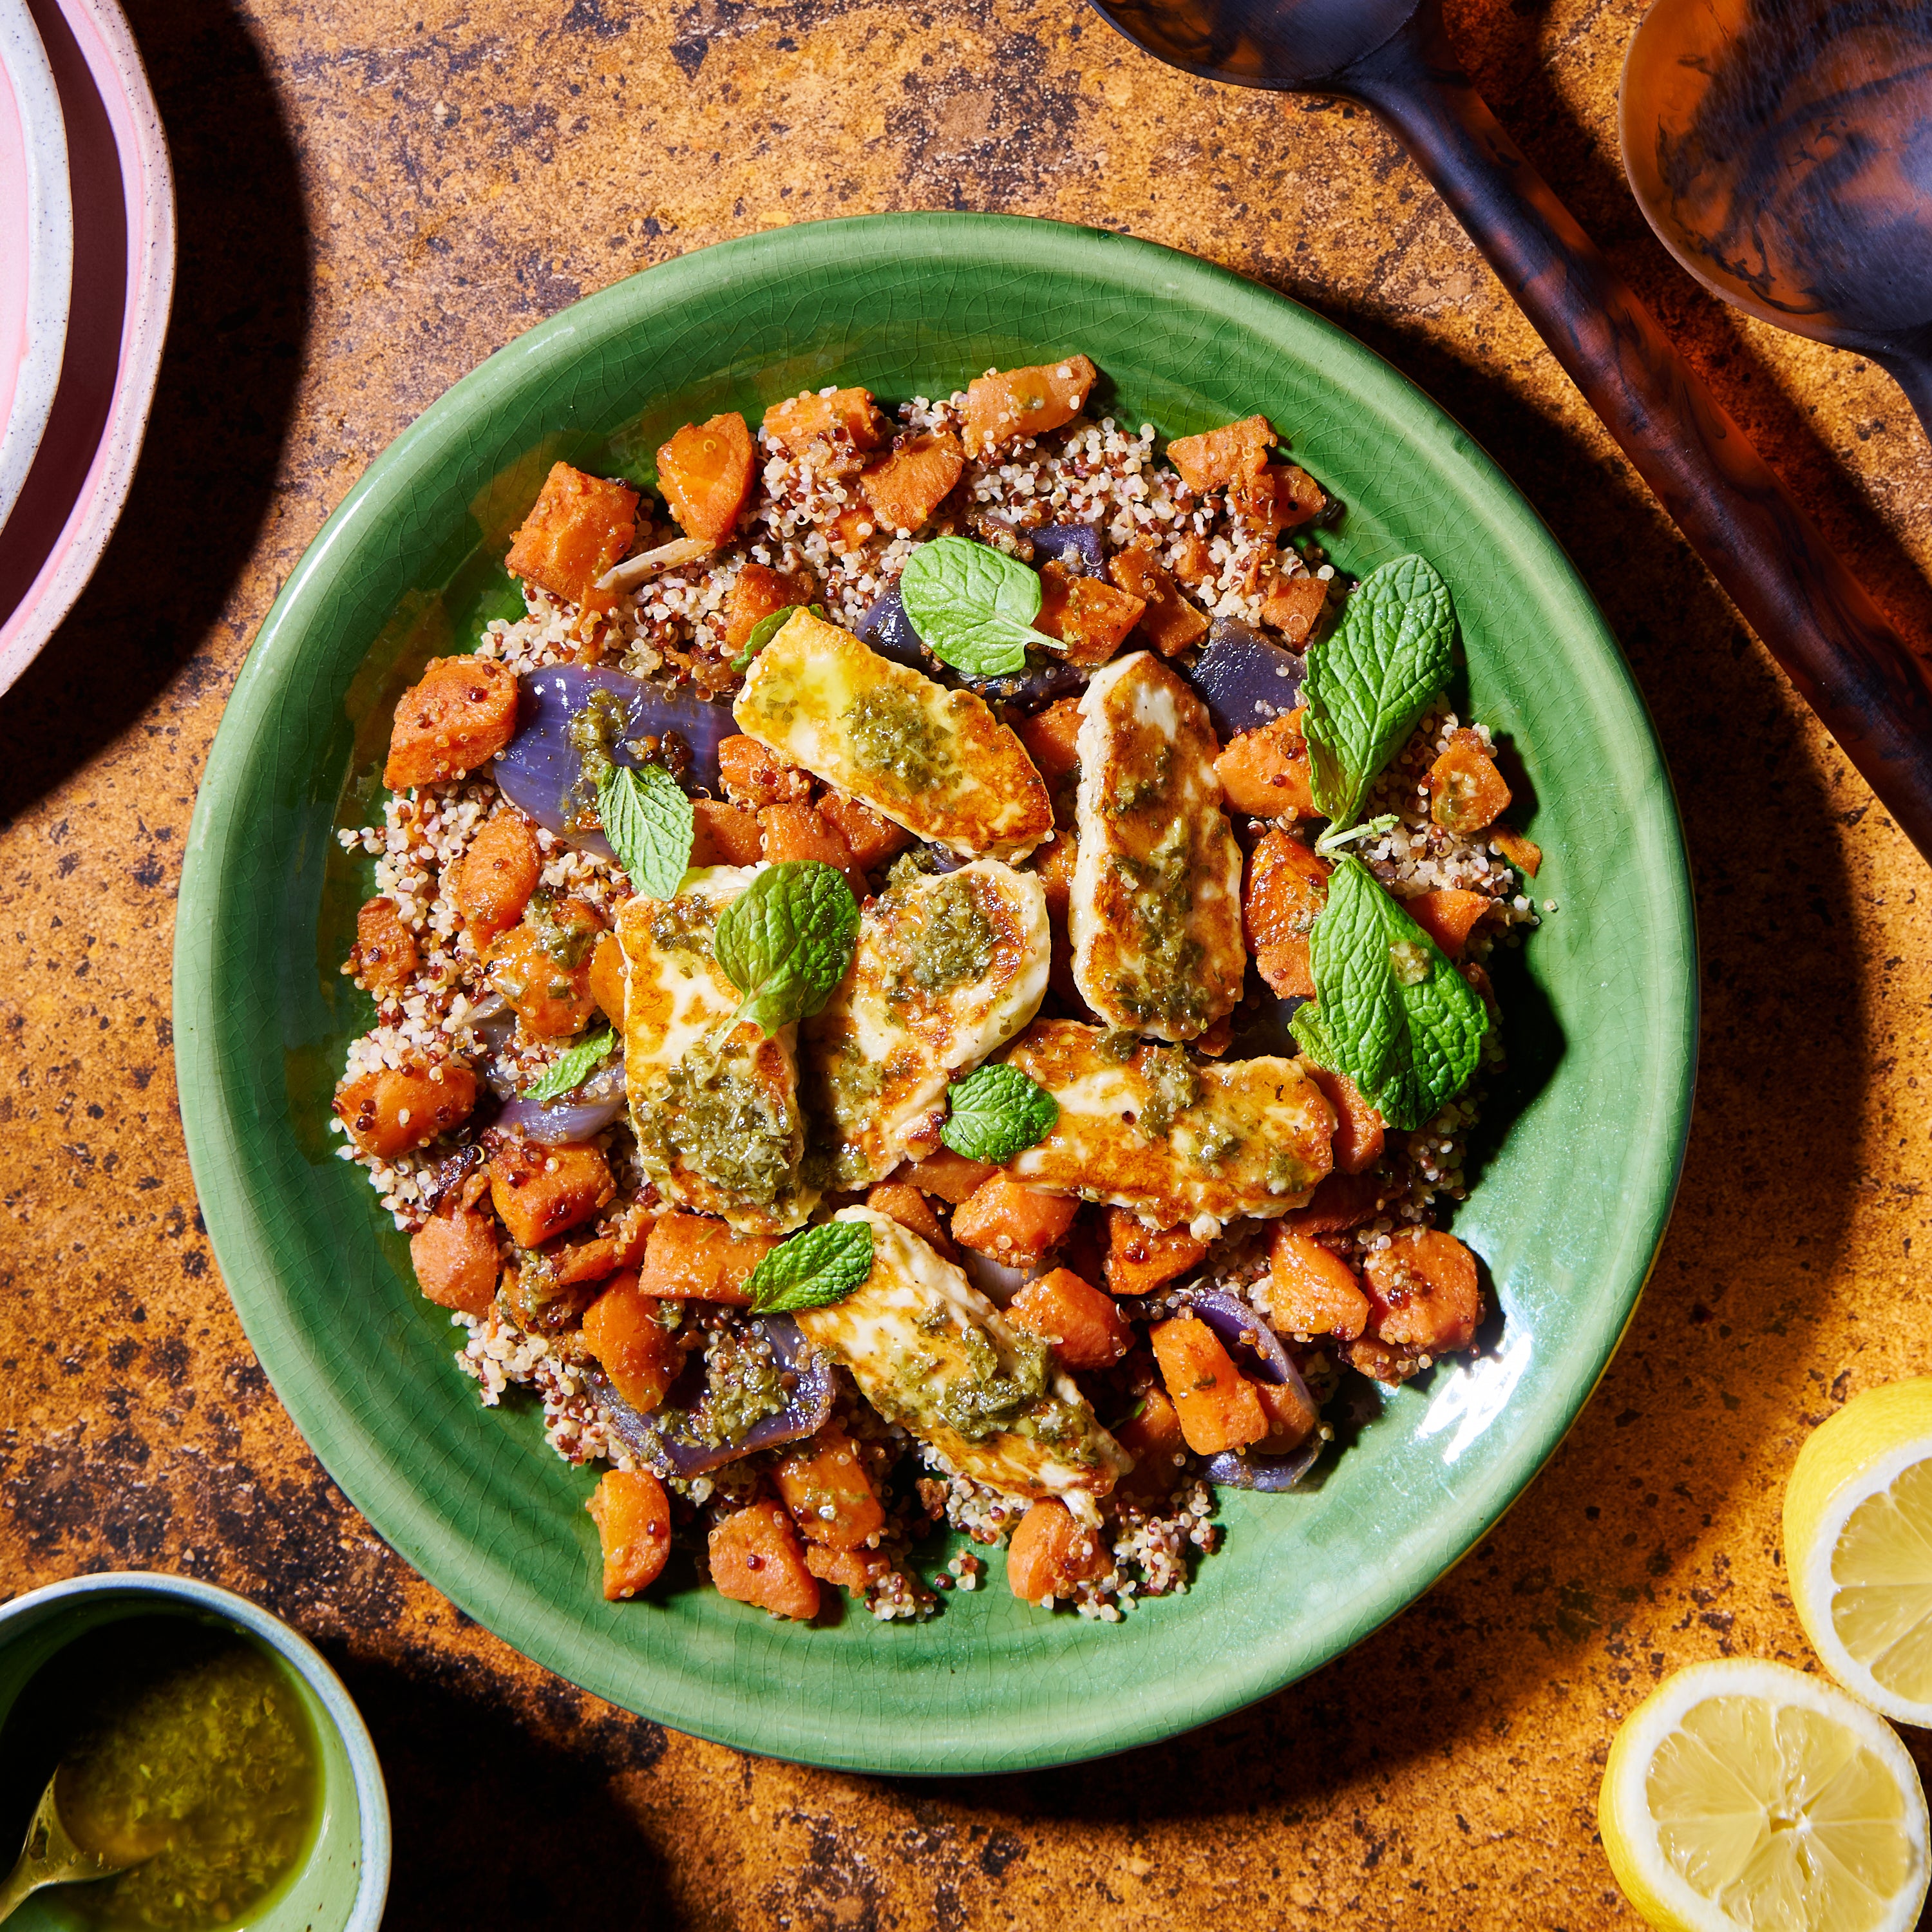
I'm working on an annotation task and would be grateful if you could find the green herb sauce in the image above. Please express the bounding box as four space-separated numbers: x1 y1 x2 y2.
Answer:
905 874 997 993
844 686 946 795
563 688 631 831
632 1040 799 1210
526 889 598 969
1106 844 1211 1033
1 1618 322 1932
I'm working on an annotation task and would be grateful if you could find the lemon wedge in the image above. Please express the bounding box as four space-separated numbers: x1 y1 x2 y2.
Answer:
1598 1658 1929 1931
1785 1378 1932 1727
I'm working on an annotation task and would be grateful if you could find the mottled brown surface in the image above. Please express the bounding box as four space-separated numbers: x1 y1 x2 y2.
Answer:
3 0 1930 1924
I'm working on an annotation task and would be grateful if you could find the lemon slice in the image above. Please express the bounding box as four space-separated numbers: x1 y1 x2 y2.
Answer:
1785 1377 1932 1727
1598 1658 1929 1931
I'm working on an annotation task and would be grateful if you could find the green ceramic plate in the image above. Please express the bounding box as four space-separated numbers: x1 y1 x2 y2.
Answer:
176 214 1694 1774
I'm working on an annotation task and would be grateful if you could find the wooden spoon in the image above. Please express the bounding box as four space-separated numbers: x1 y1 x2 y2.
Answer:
1090 0 1932 860
1622 0 1932 438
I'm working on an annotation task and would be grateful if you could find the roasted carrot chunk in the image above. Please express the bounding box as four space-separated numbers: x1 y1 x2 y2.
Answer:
585 1471 673 1604
1104 1209 1207 1296
689 797 763 867
1233 462 1323 536
637 1210 776 1304
864 1182 956 1260
831 502 878 552
1166 414 1274 493
1034 562 1146 668
1303 1064 1383 1176
457 812 541 947
1016 696 1083 791
860 430 965 535
816 790 913 869
761 386 886 458
1150 1315 1269 1455
384 654 519 791
1427 728 1511 836
486 898 603 1039
951 1177 1080 1270
1490 823 1542 878
723 562 818 652
581 1271 685 1414
1277 1168 1385 1237
1116 1383 1188 1501
1255 1373 1319 1451
1109 545 1209 656
487 1139 614 1248
410 1200 500 1314
1026 829 1082 1003
656 412 755 547
1244 829 1331 998
588 1469 672 1600
718 733 812 809
963 355 1098 459
901 1149 998 1206
587 931 627 1028
1401 887 1490 960
1363 1227 1481 1354
806 1545 891 1591
1260 571 1329 643
350 896 418 993
1267 1228 1370 1340
773 1421 886 1551
543 1231 621 1288
1005 1497 1110 1604
1216 715 1316 818
1168 530 1217 587
505 461 639 606
709 1501 820 1620
334 1063 479 1159
1009 1269 1131 1369
759 801 862 895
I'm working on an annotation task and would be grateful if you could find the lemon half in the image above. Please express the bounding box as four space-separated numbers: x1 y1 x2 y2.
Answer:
1599 1658 1929 1931
1785 1377 1932 1727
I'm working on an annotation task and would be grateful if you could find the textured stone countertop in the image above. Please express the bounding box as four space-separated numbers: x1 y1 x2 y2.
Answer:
3 0 1929 1924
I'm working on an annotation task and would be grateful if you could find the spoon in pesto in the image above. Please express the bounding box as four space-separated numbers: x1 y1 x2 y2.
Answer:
0 1772 143 1922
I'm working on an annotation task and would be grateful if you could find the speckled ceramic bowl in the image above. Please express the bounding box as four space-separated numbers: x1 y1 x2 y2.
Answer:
0 1572 389 1931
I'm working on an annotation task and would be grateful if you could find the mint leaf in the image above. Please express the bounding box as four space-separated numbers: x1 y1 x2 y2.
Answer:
712 860 860 1036
1303 554 1455 830
730 601 828 674
940 1062 1059 1163
898 536 1041 678
521 1027 618 1103
1290 856 1487 1131
598 762 694 900
747 1218 874 1313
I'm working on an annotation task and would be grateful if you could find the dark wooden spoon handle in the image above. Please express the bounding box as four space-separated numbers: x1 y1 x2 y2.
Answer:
1343 3 1932 859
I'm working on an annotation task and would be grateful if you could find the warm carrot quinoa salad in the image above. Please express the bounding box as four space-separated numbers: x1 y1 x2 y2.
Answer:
334 355 1546 1622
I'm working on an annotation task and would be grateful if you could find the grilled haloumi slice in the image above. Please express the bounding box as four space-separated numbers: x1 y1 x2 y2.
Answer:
616 866 818 1235
1004 1019 1335 1238
795 1208 1129 1519
732 607 1052 862
804 860 1050 1188
1070 650 1245 1040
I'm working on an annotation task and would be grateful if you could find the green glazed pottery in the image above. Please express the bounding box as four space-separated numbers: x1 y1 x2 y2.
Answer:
175 214 1695 1774
0 1573 389 1929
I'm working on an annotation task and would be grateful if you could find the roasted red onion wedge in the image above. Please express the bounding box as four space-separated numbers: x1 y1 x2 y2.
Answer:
1206 1440 1322 1492
1189 1287 1323 1490
493 665 730 851
1188 618 1305 742
587 1315 835 1479
1030 520 1106 577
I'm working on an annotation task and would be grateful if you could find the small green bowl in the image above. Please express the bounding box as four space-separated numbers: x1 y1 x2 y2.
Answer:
0 1573 389 1931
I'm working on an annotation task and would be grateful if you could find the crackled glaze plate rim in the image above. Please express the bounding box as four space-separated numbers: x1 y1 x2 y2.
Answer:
176 213 1696 1775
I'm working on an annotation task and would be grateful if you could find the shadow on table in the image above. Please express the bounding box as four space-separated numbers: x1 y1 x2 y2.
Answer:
0 0 308 822
327 1648 681 1928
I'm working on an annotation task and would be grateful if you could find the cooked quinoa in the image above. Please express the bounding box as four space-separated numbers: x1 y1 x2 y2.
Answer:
330 357 1543 1625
